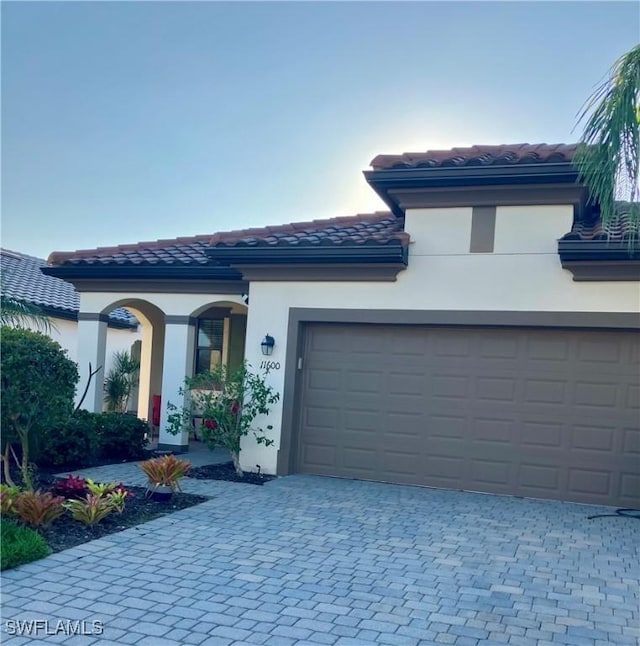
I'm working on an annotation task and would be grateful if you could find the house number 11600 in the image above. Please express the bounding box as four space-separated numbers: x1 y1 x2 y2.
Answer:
260 360 281 370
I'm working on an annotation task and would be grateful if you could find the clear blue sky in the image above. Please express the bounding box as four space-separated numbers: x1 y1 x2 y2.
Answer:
2 1 638 259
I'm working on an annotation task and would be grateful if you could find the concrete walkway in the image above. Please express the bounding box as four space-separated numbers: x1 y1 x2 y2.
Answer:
1 463 638 646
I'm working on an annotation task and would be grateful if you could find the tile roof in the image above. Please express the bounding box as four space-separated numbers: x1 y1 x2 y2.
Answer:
209 212 406 248
1 249 137 325
370 143 578 171
47 212 406 266
561 204 640 242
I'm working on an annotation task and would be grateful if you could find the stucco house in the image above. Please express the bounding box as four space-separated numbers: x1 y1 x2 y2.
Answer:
2 249 141 397
42 143 639 507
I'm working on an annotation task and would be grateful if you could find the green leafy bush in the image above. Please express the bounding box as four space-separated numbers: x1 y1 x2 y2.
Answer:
39 412 148 469
1 518 50 570
1 327 79 489
96 413 148 462
40 410 99 468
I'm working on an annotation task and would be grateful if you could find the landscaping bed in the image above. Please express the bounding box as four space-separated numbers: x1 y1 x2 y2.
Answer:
188 461 276 486
39 484 208 553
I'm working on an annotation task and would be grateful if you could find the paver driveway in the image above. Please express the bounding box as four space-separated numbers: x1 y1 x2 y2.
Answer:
1 472 638 646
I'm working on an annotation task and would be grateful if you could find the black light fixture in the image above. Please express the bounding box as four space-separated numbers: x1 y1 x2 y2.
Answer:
261 334 275 356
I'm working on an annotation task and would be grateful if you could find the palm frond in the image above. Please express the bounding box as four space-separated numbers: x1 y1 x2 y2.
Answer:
574 45 640 232
0 296 54 333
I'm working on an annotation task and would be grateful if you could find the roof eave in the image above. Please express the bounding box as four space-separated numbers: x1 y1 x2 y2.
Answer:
365 163 581 216
41 264 243 281
206 242 409 266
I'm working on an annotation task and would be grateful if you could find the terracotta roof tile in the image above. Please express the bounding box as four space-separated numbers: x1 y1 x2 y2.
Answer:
370 143 578 171
47 212 407 267
1 249 137 325
561 204 640 242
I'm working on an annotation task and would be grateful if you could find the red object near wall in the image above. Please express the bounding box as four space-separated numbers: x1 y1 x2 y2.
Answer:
152 395 161 426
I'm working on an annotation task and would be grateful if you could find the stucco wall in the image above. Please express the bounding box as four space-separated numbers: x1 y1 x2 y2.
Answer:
21 316 139 374
240 204 640 473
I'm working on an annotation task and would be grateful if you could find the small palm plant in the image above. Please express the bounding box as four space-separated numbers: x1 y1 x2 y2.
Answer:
104 350 140 413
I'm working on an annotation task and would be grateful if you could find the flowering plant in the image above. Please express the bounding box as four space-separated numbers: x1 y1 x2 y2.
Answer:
166 362 279 476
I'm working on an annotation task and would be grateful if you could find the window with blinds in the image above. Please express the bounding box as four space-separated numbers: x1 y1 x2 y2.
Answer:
196 319 224 374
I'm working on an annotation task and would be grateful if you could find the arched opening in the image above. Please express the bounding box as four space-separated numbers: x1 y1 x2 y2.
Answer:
191 301 249 376
101 299 166 428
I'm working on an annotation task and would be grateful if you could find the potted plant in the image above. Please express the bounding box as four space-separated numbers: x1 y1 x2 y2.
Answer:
139 454 191 501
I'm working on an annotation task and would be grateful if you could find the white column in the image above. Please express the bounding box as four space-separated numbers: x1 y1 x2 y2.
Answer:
157 317 196 452
76 314 108 412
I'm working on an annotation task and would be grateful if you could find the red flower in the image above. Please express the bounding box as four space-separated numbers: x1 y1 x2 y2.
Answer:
230 401 240 416
204 419 218 430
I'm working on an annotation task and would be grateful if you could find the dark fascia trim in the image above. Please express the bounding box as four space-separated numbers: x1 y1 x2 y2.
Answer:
558 240 640 281
234 263 406 282
65 278 248 295
78 312 110 323
276 307 639 475
41 264 243 281
42 306 137 329
561 261 640 281
390 184 588 211
206 243 408 266
364 163 582 216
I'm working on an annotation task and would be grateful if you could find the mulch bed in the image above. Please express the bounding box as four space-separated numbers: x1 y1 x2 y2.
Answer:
188 461 276 486
3 457 276 559
39 485 208 554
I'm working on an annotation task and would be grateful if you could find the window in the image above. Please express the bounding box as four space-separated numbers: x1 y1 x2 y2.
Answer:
195 319 224 374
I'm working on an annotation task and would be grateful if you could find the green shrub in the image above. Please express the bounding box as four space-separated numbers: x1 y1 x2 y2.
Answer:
95 413 148 462
38 412 148 469
40 410 99 468
1 518 50 570
1 327 78 489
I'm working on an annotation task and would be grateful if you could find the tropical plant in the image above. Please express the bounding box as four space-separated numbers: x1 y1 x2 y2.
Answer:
0 485 21 516
1 518 50 570
13 490 65 529
0 295 52 332
166 363 279 476
574 44 640 232
85 479 117 497
139 454 192 492
1 327 79 489
105 484 133 514
51 475 88 499
64 494 115 526
104 350 140 413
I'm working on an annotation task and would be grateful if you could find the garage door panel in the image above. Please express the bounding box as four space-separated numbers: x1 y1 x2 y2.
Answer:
469 459 512 487
297 324 640 506
521 421 565 448
518 463 562 494
621 473 640 503
625 384 640 409
568 467 613 500
524 378 567 404
623 428 640 454
472 418 514 443
570 425 616 452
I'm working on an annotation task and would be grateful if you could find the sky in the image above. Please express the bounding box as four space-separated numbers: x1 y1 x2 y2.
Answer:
2 1 639 260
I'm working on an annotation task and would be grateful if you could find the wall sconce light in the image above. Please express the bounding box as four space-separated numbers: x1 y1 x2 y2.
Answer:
261 334 275 356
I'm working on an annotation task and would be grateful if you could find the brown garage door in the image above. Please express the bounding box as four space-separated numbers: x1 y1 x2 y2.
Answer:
296 323 640 507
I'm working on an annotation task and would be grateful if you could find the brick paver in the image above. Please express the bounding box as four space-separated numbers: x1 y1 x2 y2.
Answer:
1 461 638 645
